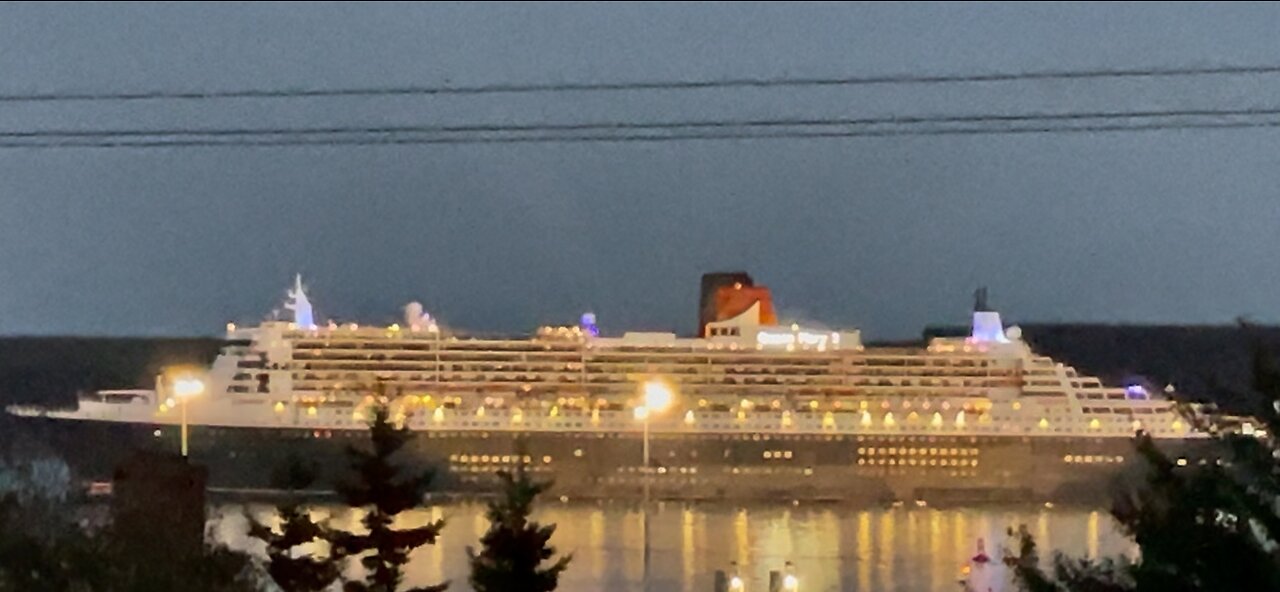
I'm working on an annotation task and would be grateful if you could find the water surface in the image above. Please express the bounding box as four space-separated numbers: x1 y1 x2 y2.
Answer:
212 502 1132 592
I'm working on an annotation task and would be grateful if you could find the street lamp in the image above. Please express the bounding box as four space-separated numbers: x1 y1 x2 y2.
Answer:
638 379 675 500
636 378 675 592
172 375 205 458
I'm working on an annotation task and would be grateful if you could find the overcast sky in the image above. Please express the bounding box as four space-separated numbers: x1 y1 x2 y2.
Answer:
2 2 1280 339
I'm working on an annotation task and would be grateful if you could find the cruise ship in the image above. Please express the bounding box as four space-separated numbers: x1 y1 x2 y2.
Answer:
9 274 1223 503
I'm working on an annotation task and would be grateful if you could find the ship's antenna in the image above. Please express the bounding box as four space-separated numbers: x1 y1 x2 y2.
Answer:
973 287 990 313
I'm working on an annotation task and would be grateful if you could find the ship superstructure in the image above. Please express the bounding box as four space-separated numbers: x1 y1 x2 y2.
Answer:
10 274 1219 502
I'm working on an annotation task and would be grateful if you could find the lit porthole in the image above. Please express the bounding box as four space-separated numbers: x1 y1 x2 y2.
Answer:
574 449 583 457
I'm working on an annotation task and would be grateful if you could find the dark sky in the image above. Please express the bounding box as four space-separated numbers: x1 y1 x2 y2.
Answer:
2 2 1280 339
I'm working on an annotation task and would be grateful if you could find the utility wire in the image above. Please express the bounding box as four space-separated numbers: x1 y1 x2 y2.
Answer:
2 63 1280 103
3 116 1279 149
4 105 1280 139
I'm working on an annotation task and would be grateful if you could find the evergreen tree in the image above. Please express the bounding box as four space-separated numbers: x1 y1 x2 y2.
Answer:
247 456 341 592
332 399 447 592
467 466 571 592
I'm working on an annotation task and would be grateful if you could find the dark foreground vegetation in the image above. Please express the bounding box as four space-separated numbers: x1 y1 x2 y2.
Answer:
998 340 1280 592
0 385 571 592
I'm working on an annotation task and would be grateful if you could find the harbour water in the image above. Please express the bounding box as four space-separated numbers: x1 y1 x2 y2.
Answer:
211 501 1133 592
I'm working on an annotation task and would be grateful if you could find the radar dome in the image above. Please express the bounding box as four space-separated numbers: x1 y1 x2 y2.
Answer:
1005 325 1022 340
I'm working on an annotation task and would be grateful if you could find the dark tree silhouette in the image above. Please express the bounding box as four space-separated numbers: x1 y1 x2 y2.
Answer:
331 399 447 592
467 466 571 592
246 456 340 592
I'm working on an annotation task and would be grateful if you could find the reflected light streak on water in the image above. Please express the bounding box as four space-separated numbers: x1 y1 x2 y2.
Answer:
212 502 1131 592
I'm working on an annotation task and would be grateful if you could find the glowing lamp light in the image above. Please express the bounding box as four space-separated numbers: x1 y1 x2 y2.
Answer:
860 411 871 427
955 411 966 428
931 412 943 428
432 407 444 423
273 401 285 413
783 573 799 591
1039 418 1050 430
642 380 674 413
729 575 745 591
1089 418 1101 430
172 377 205 398
883 412 896 428
684 410 696 425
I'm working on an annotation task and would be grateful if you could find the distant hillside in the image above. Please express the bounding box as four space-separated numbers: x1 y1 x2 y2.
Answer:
924 323 1280 415
0 337 223 408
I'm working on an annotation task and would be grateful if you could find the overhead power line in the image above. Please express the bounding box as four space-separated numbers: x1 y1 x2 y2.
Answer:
2 63 1280 103
3 112 1280 149
2 105 1279 140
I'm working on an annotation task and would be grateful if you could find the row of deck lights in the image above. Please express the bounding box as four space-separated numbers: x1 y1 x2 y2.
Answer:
260 395 1187 435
